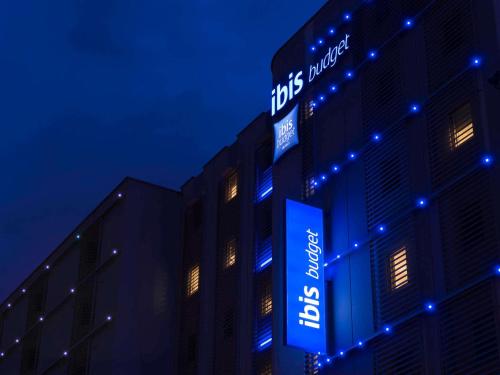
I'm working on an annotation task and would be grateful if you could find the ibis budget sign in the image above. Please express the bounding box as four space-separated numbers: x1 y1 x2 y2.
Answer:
285 199 326 353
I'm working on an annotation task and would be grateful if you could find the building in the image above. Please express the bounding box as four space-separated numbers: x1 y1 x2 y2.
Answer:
2 0 500 374
0 178 183 374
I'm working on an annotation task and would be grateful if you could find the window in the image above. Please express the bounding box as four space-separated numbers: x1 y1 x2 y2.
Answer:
223 238 237 269
187 265 200 296
225 171 238 202
260 287 272 316
390 248 408 290
449 103 474 149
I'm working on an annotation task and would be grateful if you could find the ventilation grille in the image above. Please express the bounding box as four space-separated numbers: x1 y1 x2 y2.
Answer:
69 342 90 375
439 280 500 374
438 170 497 292
424 0 474 92
362 44 403 135
425 73 478 190
364 124 411 231
362 0 401 48
372 318 425 374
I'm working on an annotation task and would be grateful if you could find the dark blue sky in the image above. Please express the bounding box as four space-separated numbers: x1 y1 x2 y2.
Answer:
0 0 324 300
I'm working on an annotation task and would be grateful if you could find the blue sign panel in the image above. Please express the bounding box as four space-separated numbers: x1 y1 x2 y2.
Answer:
273 105 299 163
285 199 326 353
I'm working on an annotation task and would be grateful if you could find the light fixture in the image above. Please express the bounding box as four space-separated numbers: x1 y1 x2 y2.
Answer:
368 50 378 59
372 133 381 142
410 103 420 113
417 198 427 208
331 164 340 173
482 154 493 166
471 56 482 67
404 18 414 28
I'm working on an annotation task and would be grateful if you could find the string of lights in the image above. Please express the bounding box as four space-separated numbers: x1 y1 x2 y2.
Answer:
316 266 500 370
0 192 124 362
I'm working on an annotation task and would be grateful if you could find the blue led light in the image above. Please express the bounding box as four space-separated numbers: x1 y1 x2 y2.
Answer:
348 152 357 160
259 337 272 349
319 95 325 102
482 154 493 166
318 38 324 46
318 362 322 368
372 133 381 142
343 12 352 21
339 350 345 357
326 357 331 363
345 70 354 79
377 224 386 233
336 254 341 259
330 84 338 93
331 164 341 173
320 174 327 181
311 101 318 108
495 265 500 275
417 197 428 208
260 186 273 199
328 27 336 35
404 18 414 28
259 257 272 269
324 262 329 267
353 242 360 248
310 45 317 53
410 103 420 113
471 56 482 67
313 181 319 187
383 325 392 333
75 234 81 240
357 340 364 347
368 50 378 60
425 303 435 311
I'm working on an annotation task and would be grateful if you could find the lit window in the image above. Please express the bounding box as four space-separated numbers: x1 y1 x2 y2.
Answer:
187 265 200 296
261 287 272 316
224 238 237 269
225 171 238 202
449 103 474 149
390 248 408 290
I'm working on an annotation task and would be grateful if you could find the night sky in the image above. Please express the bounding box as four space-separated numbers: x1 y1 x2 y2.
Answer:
0 1 325 301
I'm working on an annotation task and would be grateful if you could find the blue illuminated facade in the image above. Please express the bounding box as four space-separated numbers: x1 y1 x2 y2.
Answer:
2 0 500 374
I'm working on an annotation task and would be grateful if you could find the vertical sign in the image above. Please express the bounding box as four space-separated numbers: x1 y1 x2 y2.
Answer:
273 105 299 163
285 199 326 353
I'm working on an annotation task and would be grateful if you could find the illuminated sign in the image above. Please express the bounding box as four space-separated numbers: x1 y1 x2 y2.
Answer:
271 33 351 117
285 199 326 353
273 105 299 162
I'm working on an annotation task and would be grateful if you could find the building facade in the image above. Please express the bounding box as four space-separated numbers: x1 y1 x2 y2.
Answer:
0 179 183 374
2 0 500 374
